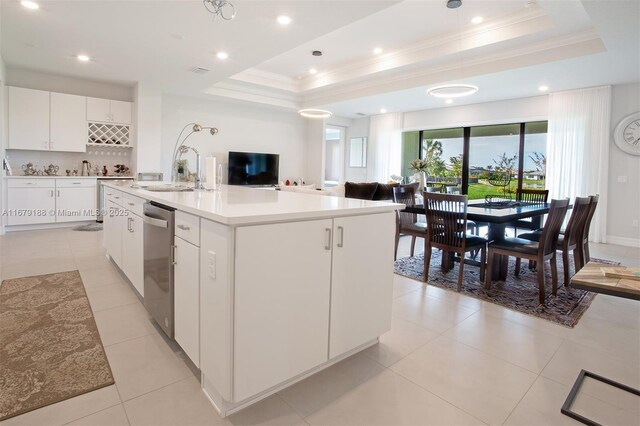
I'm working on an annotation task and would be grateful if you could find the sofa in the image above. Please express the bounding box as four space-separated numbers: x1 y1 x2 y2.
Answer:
278 181 418 201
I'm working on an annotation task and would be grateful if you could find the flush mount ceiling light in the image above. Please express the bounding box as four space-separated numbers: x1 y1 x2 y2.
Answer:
309 68 318 75
216 51 229 60
427 84 478 98
203 0 236 21
298 109 332 119
380 108 387 113
538 85 549 92
373 47 383 55
445 99 453 104
77 54 91 62
471 16 483 24
277 15 291 25
21 1 39 9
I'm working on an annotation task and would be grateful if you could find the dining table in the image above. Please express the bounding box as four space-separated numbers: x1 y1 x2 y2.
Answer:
403 200 551 280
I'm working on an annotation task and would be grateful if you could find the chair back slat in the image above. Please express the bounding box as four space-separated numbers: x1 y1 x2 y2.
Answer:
393 186 418 227
517 189 549 203
582 194 599 242
424 193 468 251
538 198 570 256
564 197 591 246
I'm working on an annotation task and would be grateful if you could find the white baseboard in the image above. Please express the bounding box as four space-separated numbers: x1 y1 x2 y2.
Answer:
606 235 640 248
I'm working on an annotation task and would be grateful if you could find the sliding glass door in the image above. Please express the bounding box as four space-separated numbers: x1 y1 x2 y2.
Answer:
401 121 548 198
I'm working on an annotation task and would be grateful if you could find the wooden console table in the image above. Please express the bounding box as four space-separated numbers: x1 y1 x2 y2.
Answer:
562 261 640 426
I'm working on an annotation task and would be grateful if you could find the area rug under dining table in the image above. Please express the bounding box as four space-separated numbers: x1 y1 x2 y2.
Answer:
0 270 114 421
394 251 617 327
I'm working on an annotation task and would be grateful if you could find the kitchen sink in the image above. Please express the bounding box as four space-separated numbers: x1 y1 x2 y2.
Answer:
133 184 194 192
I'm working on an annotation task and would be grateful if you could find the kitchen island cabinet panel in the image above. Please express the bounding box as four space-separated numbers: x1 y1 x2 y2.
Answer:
233 219 332 402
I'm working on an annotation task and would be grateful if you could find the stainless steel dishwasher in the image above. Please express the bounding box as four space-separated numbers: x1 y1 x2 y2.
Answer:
143 202 176 338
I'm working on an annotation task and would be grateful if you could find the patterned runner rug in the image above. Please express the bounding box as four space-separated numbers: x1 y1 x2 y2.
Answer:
0 270 114 421
394 252 617 327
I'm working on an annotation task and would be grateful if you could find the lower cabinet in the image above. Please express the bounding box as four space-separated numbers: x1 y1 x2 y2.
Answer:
122 212 144 297
56 187 96 223
174 235 200 367
7 187 56 225
103 199 123 267
233 219 333 402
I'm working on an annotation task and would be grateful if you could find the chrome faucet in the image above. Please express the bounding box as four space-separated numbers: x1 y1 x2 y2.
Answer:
171 123 219 187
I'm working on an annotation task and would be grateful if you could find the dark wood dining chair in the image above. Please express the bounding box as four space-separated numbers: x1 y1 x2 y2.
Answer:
580 194 599 265
486 198 569 304
510 189 549 234
423 193 487 290
393 186 427 260
517 196 592 286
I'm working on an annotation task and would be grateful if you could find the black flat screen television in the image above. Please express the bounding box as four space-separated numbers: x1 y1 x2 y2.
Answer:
227 151 279 186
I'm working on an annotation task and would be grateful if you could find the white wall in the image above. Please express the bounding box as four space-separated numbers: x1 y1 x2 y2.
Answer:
134 83 163 175
607 82 640 246
403 96 548 130
162 95 307 184
344 117 370 182
5 68 133 101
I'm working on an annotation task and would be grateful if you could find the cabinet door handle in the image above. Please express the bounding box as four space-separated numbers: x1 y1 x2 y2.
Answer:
324 228 332 251
337 226 344 248
50 190 54 197
114 196 120 199
128 217 133 232
72 182 81 185
57 190 60 197
128 202 135 206
170 244 177 265
177 224 190 231
106 193 113 196
25 182 35 185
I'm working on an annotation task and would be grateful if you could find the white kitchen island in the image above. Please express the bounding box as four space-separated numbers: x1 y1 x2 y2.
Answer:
101 182 401 416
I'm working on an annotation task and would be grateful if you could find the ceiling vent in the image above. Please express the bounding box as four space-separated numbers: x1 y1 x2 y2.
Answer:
356 112 367 116
191 66 210 74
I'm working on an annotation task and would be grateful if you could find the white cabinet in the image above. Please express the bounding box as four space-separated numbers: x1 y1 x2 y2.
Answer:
104 199 123 267
6 186 56 225
174 235 200 367
50 92 87 152
329 213 395 358
122 211 144 297
110 100 132 125
233 219 332 401
56 187 96 223
8 87 50 151
8 87 87 152
87 97 132 124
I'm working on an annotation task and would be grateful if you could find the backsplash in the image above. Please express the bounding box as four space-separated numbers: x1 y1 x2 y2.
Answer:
5 147 132 177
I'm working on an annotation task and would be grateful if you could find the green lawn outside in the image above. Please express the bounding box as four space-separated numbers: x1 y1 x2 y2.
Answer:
466 179 545 200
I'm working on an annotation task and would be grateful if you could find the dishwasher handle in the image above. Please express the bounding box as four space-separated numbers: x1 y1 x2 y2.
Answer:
143 214 168 228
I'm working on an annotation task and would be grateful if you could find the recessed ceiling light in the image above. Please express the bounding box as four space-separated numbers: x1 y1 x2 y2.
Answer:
277 15 291 25
471 16 484 24
373 47 383 55
538 85 549 92
77 54 90 62
216 51 229 60
445 99 453 104
21 1 39 10
309 68 317 75
298 108 332 119
380 108 387 113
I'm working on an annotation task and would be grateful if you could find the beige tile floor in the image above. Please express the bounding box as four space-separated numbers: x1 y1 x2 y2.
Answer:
0 228 639 425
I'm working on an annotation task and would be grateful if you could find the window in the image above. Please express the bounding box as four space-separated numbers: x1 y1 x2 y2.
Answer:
401 121 548 198
468 124 520 200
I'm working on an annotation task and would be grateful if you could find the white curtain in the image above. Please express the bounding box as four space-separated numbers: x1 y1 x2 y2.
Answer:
367 113 403 183
546 86 611 243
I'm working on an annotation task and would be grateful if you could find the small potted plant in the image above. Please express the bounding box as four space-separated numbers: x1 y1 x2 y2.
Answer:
409 159 429 191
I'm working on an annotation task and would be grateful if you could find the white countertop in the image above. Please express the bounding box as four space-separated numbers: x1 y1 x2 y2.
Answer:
103 181 402 226
4 175 133 179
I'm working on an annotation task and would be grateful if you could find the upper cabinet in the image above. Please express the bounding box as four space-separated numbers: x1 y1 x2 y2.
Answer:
87 97 132 124
8 87 51 151
50 92 88 152
8 86 133 152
